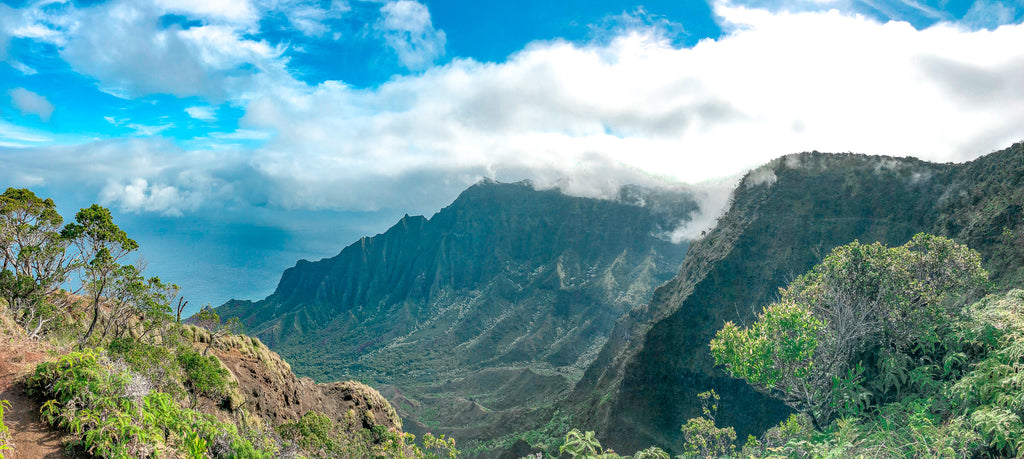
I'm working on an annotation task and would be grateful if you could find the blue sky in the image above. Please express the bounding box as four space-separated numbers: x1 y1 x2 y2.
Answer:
1 0 1022 313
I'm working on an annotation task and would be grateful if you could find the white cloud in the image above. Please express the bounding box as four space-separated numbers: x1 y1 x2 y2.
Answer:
153 0 258 27
0 138 255 217
185 106 217 121
236 7 1023 215
744 168 778 188
127 123 175 137
961 0 1018 30
2 3 1022 225
32 0 288 100
666 176 740 242
0 120 54 146
9 61 38 75
0 3 13 60
100 178 197 217
9 87 55 122
209 129 273 140
378 0 446 70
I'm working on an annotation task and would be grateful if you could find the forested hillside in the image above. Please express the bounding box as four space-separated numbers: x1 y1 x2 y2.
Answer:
567 143 1024 455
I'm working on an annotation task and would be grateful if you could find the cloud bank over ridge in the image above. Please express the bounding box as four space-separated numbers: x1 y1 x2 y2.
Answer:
5 2 1020 218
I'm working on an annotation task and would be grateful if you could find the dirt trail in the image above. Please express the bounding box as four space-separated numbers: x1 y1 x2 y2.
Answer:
0 337 73 459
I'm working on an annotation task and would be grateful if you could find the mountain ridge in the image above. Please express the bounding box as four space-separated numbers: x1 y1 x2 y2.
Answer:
216 179 701 447
567 144 1024 455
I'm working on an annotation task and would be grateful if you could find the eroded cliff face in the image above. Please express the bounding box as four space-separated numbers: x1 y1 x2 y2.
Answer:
202 331 403 432
217 180 699 444
570 144 1024 455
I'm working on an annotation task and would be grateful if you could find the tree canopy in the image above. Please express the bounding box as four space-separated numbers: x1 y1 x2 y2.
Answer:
711 233 988 429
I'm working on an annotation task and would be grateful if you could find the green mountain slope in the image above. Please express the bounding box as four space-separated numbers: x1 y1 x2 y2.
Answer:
567 143 1024 455
216 180 699 443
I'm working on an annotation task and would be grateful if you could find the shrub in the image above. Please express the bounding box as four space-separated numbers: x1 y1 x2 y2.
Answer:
0 399 11 459
177 346 230 399
680 390 737 458
27 348 273 458
108 337 182 395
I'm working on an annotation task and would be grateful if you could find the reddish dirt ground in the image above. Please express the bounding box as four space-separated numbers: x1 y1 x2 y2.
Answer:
0 336 73 459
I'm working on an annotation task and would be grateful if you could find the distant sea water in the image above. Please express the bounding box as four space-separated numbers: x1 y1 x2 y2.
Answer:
117 209 405 319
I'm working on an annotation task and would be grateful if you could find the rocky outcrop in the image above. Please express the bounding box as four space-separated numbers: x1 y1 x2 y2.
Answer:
207 332 401 431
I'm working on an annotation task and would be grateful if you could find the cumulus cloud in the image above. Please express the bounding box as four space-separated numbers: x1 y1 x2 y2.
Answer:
14 0 287 100
100 178 198 217
9 87 55 122
378 0 446 70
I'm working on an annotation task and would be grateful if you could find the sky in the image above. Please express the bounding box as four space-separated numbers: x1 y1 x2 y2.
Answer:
1 0 1022 314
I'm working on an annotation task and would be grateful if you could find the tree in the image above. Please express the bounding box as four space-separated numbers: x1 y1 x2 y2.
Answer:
98 264 178 342
0 188 76 338
680 390 737 457
191 306 241 355
711 234 988 428
62 204 139 348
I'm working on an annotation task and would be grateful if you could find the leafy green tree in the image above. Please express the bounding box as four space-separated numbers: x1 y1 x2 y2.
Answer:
711 234 987 429
62 204 139 348
680 390 737 457
0 188 76 338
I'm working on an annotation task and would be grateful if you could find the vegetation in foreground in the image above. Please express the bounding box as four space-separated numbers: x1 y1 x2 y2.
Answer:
0 187 460 458
536 234 1024 458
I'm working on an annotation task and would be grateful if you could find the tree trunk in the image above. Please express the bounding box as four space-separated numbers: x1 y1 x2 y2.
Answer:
29 316 51 340
79 291 105 349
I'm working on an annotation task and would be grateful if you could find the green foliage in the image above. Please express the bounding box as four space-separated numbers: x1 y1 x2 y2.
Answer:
26 347 274 458
711 301 823 423
65 204 141 348
630 446 669 459
680 391 737 458
712 234 988 428
701 236 1024 458
176 346 231 399
278 411 340 454
277 410 462 459
557 429 624 458
0 399 11 459
560 429 603 457
0 188 76 339
108 337 184 396
946 289 1024 456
